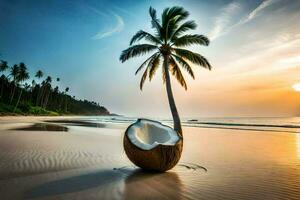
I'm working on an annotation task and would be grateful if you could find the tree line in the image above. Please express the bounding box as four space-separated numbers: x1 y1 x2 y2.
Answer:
0 60 109 115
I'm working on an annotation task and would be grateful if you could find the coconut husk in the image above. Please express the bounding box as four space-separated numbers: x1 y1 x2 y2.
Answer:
123 119 183 172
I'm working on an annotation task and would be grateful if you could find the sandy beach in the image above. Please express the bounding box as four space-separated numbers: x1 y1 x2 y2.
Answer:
0 116 300 200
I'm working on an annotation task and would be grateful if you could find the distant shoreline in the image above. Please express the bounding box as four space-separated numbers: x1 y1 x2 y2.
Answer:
0 113 117 117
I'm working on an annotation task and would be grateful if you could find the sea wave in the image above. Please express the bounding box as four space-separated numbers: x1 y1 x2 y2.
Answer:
91 116 300 134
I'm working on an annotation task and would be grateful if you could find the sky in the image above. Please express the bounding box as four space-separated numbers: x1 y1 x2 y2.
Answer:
0 0 300 117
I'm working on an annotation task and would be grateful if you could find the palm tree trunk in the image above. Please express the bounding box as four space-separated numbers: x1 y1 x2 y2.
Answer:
10 84 16 104
37 86 44 107
13 89 22 112
59 93 64 111
30 89 33 104
41 87 46 108
0 82 4 100
65 96 68 113
44 91 50 109
36 87 41 106
163 56 182 135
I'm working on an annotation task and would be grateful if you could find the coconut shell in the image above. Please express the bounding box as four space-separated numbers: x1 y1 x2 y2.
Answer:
123 120 183 172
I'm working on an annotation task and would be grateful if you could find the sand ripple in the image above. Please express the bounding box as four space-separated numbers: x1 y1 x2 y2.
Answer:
0 148 122 180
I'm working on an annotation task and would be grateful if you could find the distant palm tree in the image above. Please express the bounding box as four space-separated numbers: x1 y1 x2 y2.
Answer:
24 83 31 91
14 63 30 112
30 80 36 103
54 78 60 110
54 86 59 93
35 70 44 106
120 7 211 134
43 76 52 108
9 64 20 103
35 70 43 79
31 80 36 88
45 76 52 83
0 60 9 74
0 60 9 98
65 87 69 112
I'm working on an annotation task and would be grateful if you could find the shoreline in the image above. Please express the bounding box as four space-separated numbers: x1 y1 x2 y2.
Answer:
0 113 116 118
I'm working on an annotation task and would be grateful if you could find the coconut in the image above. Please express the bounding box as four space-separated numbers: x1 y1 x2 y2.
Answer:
123 119 183 172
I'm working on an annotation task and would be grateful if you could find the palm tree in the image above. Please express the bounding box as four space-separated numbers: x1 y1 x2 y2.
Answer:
30 80 36 103
0 60 9 99
64 87 69 112
54 77 60 110
42 76 52 108
13 63 30 112
0 60 9 74
31 80 36 87
35 70 44 106
35 70 43 79
120 7 211 134
45 76 52 83
9 64 20 103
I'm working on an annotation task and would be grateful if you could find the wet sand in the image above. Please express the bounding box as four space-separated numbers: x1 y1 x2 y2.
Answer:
0 117 300 199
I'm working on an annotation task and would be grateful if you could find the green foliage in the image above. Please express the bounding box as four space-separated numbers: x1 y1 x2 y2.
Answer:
0 60 110 116
29 106 59 116
0 102 22 114
120 44 158 63
18 103 31 113
120 6 212 90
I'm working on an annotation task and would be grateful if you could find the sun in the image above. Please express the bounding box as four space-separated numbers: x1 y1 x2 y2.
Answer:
292 83 300 92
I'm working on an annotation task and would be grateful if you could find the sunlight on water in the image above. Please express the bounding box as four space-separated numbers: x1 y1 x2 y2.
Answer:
297 134 300 159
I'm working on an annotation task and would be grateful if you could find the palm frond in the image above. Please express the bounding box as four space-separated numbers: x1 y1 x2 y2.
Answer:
135 53 158 75
162 7 189 27
169 57 187 90
170 20 197 40
173 48 211 70
172 34 209 47
120 44 158 62
171 54 194 79
130 30 162 45
161 7 190 42
148 54 161 81
149 7 162 38
0 60 9 71
139 67 148 90
165 18 179 42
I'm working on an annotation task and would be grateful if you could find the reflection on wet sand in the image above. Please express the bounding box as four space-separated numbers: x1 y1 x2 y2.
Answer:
123 169 182 200
296 134 300 159
24 168 183 200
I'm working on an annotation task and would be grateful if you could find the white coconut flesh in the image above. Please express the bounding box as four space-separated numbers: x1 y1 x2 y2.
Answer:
127 119 180 150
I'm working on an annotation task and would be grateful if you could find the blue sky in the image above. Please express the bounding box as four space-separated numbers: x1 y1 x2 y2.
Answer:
1 0 300 117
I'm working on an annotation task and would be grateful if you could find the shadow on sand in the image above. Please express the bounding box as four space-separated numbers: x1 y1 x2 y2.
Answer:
45 120 107 128
12 123 68 132
24 168 183 199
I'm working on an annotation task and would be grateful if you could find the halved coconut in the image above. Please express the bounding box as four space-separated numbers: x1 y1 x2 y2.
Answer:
124 119 183 172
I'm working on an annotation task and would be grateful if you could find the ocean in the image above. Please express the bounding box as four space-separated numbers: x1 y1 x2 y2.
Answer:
88 116 300 134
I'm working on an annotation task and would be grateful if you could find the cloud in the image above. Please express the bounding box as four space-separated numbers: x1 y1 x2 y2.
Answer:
86 5 107 17
209 0 279 40
86 5 125 40
208 2 241 40
91 13 124 40
237 0 278 26
279 55 300 65
112 6 135 17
